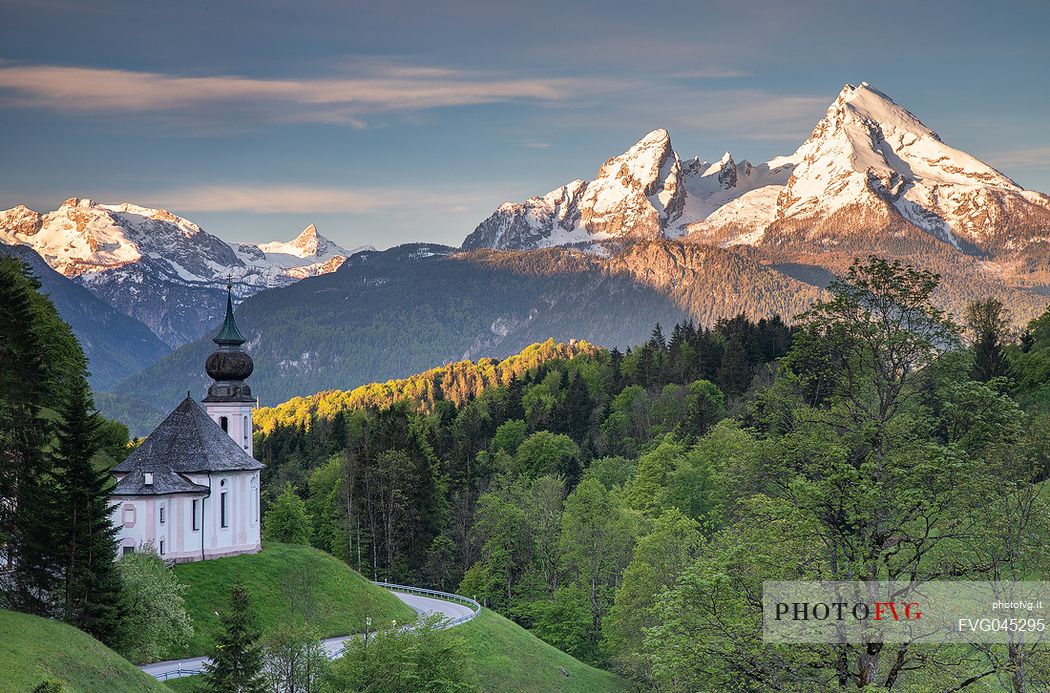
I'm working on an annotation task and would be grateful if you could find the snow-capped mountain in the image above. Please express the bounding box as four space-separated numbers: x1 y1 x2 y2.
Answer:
758 82 1050 254
464 82 1050 260
0 198 369 346
462 128 794 251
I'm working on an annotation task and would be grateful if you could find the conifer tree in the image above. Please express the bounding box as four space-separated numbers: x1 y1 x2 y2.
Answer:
504 376 525 422
200 581 267 693
650 323 667 351
53 376 122 645
716 337 752 397
966 299 1015 385
1019 329 1035 354
0 258 57 615
557 373 594 448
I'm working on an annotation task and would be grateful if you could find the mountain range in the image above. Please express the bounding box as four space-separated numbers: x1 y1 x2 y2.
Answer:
2 81 1048 434
464 82 1050 284
0 199 369 347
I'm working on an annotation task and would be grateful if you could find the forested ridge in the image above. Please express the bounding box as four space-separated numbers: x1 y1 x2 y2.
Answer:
254 338 601 434
255 255 1050 691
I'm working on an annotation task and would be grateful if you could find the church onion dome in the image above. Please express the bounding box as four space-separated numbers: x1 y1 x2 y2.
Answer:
204 277 255 388
206 350 254 381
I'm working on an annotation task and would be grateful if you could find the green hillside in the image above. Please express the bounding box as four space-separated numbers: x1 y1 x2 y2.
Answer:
163 542 414 660
459 609 630 693
162 607 629 693
0 608 169 693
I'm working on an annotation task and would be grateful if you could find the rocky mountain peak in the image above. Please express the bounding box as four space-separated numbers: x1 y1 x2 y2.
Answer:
0 204 44 236
258 224 348 259
0 199 365 346
292 224 320 253
703 152 738 189
596 128 678 194
464 81 1050 258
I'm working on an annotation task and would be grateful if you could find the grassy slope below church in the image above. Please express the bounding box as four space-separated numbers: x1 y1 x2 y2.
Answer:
0 608 169 693
161 542 414 660
459 608 630 693
162 608 629 693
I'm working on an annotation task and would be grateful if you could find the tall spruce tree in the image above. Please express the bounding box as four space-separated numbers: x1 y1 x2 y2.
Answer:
716 337 752 397
53 376 122 645
200 581 267 693
650 323 667 351
966 298 1015 384
0 258 57 615
558 373 594 449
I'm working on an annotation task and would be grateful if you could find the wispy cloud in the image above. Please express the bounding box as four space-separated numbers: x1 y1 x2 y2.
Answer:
667 68 750 79
535 86 829 148
0 61 614 127
521 141 552 149
674 91 828 141
986 146 1050 169
141 183 500 215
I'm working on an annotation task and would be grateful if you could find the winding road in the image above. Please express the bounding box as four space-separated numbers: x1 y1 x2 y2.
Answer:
140 584 480 682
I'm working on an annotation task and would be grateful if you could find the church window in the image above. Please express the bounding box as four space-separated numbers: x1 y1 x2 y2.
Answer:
243 416 249 449
122 546 134 557
250 476 258 527
159 506 165 524
220 416 228 432
122 504 136 528
159 539 165 556
220 492 228 528
192 499 200 531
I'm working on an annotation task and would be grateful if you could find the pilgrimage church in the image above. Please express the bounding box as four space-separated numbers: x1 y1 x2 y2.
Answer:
110 282 263 561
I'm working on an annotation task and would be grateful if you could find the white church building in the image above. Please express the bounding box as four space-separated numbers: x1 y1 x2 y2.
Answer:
111 283 263 562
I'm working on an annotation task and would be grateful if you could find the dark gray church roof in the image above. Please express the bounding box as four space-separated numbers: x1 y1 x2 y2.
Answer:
112 397 263 496
113 469 210 496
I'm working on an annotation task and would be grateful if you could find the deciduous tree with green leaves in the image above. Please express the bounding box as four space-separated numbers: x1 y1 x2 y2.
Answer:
115 549 193 663
264 483 313 545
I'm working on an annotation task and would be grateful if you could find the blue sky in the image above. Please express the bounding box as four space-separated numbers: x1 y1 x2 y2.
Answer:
1 0 1048 249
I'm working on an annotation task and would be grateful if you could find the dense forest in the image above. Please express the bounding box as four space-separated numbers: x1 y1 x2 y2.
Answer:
255 255 1050 691
7 249 1050 690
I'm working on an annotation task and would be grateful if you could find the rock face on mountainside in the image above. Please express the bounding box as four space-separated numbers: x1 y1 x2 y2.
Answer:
0 199 369 346
464 83 1050 280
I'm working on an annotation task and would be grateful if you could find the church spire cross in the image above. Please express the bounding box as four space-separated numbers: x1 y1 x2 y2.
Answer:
212 273 246 347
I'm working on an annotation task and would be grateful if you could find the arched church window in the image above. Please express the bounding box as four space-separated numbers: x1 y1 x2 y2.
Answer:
220 416 228 432
122 504 136 528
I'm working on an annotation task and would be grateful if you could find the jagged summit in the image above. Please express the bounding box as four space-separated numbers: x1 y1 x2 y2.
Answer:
294 224 320 251
257 223 351 260
464 81 1050 255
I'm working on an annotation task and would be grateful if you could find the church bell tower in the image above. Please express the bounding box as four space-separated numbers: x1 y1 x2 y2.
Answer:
203 277 256 457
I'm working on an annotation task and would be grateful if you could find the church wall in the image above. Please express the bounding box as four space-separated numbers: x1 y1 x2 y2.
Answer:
204 401 254 458
185 470 262 560
112 494 210 562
